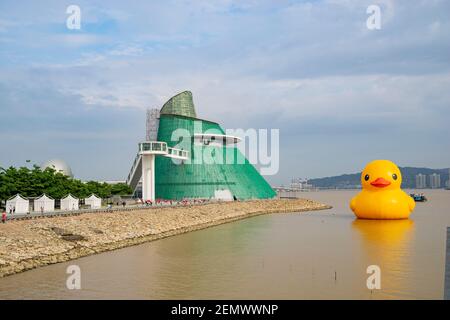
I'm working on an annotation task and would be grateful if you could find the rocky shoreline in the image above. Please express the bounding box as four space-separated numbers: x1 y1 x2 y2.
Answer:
0 199 331 278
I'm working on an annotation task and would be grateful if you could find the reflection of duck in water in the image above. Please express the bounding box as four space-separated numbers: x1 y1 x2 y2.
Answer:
352 219 415 297
352 219 414 246
350 160 415 219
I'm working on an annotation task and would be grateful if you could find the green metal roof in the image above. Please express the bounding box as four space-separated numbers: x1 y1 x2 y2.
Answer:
155 114 276 200
160 91 197 118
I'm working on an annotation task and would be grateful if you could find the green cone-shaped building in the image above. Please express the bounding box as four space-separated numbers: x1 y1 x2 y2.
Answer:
154 91 276 200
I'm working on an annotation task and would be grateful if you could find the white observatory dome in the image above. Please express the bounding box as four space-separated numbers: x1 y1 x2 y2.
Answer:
41 159 74 178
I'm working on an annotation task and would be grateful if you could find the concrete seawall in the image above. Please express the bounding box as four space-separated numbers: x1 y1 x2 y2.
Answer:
0 199 331 278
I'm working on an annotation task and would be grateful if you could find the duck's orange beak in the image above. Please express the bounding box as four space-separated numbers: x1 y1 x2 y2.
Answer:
370 177 391 188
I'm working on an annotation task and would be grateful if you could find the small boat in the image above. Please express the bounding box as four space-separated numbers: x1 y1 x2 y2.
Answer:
410 193 427 202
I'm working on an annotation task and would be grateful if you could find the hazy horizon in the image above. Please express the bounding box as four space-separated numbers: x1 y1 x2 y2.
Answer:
1 1 449 186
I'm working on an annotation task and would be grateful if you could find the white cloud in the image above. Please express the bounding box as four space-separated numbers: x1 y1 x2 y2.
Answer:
56 34 100 47
109 45 144 57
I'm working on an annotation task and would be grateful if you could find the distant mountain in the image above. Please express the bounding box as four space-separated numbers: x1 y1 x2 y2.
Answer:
309 167 450 189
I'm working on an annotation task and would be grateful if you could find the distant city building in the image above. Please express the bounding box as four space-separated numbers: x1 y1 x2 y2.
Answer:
429 173 441 189
447 168 450 188
290 178 313 190
274 179 316 198
415 174 427 189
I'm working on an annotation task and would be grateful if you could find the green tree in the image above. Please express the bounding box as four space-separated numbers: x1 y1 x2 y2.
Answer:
110 183 133 195
0 165 132 206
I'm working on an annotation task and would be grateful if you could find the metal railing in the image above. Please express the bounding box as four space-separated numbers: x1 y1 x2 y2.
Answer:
167 147 189 159
139 141 167 153
126 141 189 186
126 152 142 185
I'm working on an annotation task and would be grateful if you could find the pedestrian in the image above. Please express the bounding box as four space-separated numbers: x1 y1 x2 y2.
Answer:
122 201 126 208
12 207 15 214
2 211 6 223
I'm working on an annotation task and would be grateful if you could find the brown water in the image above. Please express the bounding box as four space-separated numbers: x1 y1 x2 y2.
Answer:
0 190 449 299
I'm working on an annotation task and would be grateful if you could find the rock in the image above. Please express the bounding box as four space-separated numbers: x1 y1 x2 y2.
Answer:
50 227 71 236
61 234 86 241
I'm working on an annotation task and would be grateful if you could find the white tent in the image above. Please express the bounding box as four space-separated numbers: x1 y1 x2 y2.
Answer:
85 194 101 209
34 194 55 212
6 194 29 214
61 194 79 211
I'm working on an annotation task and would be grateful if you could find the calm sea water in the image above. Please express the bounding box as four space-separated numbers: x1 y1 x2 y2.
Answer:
0 190 449 299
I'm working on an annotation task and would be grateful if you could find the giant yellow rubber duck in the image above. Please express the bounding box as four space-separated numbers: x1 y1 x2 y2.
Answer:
350 160 415 219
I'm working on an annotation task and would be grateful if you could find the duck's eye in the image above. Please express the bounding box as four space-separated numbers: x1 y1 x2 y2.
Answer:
392 173 398 180
364 174 370 181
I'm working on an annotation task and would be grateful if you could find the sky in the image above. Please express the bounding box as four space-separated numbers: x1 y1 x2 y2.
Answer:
0 0 449 185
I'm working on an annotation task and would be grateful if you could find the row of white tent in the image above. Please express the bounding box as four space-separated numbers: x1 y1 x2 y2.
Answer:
5 194 102 214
